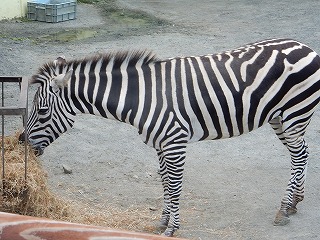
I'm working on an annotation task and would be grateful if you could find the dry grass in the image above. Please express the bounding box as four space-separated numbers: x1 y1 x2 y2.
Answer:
0 133 158 233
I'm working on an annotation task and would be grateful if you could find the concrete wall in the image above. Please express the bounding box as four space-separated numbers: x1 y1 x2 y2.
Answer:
0 0 28 20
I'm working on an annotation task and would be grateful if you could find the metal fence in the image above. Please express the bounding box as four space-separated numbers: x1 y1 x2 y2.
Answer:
0 76 29 182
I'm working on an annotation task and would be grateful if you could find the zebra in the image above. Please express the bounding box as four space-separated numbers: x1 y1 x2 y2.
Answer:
20 38 320 237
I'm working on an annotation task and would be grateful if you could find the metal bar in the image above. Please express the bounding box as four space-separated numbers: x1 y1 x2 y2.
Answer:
21 77 29 182
0 107 27 115
0 76 23 83
0 76 29 182
1 116 4 180
1 79 3 105
24 116 28 182
1 80 4 180
0 77 29 114
19 77 29 110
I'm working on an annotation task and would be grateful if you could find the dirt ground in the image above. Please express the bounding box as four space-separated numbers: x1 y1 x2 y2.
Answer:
1 1 320 239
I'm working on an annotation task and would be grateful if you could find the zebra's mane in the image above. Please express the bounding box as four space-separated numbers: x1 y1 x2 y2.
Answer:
32 50 158 84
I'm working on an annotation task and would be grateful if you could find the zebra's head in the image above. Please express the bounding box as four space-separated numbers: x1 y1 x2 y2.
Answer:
20 57 76 155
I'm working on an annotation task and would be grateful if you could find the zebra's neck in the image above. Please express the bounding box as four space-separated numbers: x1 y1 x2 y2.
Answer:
65 56 154 129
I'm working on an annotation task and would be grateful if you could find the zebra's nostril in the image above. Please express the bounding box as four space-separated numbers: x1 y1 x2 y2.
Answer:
19 132 25 143
33 146 44 156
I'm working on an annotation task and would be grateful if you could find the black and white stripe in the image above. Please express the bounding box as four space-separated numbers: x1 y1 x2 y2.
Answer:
23 38 320 236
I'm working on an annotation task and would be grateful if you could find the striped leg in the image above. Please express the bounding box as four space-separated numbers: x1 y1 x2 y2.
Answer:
269 117 287 146
157 144 186 237
157 149 171 229
270 118 309 225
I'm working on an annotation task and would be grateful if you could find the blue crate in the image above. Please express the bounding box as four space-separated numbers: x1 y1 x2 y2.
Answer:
27 0 77 23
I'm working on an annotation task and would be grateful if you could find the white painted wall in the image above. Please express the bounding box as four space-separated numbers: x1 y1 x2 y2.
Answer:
0 0 28 20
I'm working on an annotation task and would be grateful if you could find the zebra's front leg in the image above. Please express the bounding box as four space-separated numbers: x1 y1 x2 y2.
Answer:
157 149 170 229
274 136 308 226
157 146 186 237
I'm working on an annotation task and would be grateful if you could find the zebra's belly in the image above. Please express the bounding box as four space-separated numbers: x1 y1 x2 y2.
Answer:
188 122 248 143
185 109 272 143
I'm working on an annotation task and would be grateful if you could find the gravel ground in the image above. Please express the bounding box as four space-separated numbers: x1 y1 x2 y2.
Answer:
1 1 320 239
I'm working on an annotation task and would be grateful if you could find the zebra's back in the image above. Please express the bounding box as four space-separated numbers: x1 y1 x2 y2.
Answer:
142 39 320 146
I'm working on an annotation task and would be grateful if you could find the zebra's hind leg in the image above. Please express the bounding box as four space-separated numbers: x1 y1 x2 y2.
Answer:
270 118 309 226
274 137 308 226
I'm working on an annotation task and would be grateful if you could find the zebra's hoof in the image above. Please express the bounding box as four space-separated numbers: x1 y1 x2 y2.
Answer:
157 220 168 231
287 206 297 215
161 227 175 237
158 215 169 226
273 210 290 226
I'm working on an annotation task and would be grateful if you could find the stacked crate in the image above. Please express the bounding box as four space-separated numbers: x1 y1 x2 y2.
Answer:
27 0 77 23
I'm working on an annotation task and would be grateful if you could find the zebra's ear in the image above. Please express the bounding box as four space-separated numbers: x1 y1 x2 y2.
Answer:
50 69 73 92
53 55 66 66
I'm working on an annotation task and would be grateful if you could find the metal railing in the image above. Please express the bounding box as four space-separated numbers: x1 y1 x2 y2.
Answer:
0 76 29 182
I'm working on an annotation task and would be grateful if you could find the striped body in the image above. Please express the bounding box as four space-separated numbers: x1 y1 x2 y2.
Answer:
23 39 320 236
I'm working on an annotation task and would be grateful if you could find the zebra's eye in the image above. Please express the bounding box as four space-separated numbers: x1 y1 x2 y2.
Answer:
38 107 49 115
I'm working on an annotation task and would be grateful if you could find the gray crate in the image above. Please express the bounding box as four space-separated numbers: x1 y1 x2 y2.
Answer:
27 0 76 23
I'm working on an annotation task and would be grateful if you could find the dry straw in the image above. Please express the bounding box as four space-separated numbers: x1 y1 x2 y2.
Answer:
0 133 158 233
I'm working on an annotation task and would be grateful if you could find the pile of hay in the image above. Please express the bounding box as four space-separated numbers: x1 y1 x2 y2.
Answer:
0 132 69 218
0 133 158 233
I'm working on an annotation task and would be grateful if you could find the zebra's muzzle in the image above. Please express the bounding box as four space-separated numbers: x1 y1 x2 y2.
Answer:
18 132 44 156
32 145 44 156
18 132 26 143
